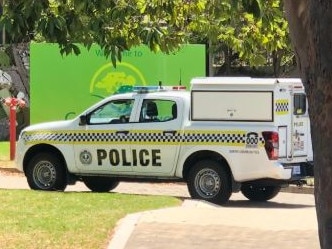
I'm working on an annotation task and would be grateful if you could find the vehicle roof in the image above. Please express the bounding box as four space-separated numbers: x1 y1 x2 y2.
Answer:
190 77 303 90
109 90 190 99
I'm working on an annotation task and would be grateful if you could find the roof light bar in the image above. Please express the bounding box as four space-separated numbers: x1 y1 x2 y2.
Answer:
172 86 186 90
133 86 160 93
133 85 186 93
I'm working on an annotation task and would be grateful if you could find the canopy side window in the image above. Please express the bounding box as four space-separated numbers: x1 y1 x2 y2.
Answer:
294 94 307 115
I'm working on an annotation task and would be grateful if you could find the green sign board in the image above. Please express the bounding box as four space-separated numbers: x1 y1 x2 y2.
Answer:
30 43 206 123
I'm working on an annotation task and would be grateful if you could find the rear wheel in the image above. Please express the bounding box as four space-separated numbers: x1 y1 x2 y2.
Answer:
241 184 281 201
26 153 67 191
83 177 119 192
187 160 231 205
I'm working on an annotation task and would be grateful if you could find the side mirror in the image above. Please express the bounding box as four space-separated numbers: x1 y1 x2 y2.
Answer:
79 115 87 126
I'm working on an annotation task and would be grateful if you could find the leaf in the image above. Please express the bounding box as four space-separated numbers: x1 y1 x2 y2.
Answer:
110 45 117 68
48 19 54 37
38 18 47 33
117 47 122 62
262 36 269 44
72 44 81 55
251 54 266 65
54 17 63 31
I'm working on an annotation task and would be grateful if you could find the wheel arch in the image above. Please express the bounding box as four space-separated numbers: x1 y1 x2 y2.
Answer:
23 144 67 175
182 150 233 181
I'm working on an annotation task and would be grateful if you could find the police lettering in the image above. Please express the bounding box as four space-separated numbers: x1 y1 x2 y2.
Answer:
97 149 162 167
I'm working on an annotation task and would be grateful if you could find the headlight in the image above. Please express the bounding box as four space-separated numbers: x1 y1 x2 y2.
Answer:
18 130 26 140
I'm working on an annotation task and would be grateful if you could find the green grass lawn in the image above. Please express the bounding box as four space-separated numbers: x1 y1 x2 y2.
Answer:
0 142 182 248
0 142 10 161
0 189 181 249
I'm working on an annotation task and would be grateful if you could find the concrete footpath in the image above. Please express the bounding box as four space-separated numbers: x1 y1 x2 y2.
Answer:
0 170 319 249
107 192 319 249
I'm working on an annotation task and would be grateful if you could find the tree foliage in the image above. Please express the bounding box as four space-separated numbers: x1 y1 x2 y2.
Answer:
187 0 291 71
0 0 290 71
1 0 191 65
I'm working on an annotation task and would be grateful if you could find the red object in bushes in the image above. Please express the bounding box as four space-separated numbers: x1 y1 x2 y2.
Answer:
2 97 26 160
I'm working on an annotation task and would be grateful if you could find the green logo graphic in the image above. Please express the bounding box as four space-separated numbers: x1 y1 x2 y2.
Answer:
90 62 147 98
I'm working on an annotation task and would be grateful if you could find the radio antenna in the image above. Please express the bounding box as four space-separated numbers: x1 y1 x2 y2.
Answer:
179 69 182 86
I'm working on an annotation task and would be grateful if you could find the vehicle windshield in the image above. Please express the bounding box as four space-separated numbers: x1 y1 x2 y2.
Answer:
88 99 134 124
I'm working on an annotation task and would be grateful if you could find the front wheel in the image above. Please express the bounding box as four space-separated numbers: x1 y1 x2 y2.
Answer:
241 184 281 201
187 160 231 205
83 177 119 192
26 153 67 191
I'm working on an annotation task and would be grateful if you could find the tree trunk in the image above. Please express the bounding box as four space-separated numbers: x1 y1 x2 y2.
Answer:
223 46 231 75
272 50 282 77
208 40 214 76
284 1 332 248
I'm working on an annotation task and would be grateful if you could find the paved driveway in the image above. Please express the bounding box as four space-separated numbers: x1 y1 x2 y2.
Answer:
0 170 319 249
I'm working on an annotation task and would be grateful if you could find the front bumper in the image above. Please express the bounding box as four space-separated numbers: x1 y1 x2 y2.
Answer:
15 139 26 173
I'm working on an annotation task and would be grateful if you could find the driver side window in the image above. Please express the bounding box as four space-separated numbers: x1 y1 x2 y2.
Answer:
88 99 134 125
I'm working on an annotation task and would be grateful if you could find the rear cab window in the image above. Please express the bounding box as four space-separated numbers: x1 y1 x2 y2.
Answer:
139 99 177 123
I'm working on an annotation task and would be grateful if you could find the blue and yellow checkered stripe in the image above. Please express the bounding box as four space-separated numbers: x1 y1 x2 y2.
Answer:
22 130 265 147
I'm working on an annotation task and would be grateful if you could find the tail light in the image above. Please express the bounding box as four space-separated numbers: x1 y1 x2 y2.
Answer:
262 131 279 160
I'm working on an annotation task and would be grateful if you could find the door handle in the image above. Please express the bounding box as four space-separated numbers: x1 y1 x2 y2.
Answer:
294 130 305 137
163 130 177 136
116 130 129 135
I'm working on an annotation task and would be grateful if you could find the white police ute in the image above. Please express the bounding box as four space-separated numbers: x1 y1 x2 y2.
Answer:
16 77 313 204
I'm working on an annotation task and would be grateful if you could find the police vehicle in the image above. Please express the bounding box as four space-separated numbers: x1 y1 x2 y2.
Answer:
16 77 313 204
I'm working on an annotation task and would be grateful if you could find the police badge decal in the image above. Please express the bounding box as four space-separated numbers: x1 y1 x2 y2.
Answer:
80 150 92 165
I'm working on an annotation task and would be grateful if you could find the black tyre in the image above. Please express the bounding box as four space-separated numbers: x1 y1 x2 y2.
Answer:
26 153 67 191
241 184 281 201
83 177 119 192
187 160 231 205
